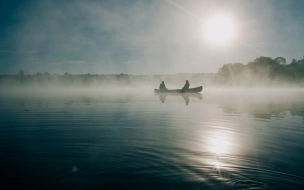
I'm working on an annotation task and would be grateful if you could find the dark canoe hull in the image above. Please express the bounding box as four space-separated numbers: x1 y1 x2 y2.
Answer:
154 86 203 93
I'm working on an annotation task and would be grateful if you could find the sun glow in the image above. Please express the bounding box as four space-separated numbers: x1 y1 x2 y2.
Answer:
208 131 232 155
204 15 235 45
214 161 221 169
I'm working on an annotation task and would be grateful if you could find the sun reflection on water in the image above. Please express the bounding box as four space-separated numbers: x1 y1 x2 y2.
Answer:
208 131 233 155
214 161 221 169
206 130 235 174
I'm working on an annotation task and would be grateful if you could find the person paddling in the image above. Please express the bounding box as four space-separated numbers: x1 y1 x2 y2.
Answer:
159 81 167 91
180 80 189 93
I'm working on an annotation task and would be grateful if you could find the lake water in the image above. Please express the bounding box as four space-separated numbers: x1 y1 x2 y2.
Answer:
0 88 304 189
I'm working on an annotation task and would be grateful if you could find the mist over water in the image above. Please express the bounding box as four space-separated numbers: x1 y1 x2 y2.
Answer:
1 1 304 188
1 88 304 189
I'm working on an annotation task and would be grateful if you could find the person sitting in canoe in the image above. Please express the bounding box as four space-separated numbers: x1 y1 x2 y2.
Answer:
180 80 189 93
159 81 168 91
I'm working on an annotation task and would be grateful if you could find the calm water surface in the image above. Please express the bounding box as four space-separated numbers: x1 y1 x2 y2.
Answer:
0 88 304 189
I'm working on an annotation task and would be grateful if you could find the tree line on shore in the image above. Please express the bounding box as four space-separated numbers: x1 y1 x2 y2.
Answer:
217 56 304 87
0 72 216 87
1 56 304 87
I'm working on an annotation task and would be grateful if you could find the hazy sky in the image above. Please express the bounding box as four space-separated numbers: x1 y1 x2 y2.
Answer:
1 0 304 74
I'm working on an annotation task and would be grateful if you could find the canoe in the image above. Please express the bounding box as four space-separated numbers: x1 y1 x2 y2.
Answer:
154 86 203 93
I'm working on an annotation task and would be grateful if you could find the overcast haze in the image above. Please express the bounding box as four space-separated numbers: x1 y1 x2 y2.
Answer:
1 0 304 74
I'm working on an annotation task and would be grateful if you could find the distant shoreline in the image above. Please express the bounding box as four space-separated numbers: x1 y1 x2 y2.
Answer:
1 56 304 88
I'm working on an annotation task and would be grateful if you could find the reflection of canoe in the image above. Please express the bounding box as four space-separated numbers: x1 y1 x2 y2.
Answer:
155 91 203 105
155 92 203 100
154 86 203 93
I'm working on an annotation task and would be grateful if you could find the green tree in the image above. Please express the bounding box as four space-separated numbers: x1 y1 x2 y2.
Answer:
18 70 24 76
44 72 50 76
274 57 286 65
218 63 245 78
290 59 298 65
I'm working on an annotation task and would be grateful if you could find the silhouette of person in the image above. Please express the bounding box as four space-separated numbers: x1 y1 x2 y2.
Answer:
159 81 167 91
180 80 189 93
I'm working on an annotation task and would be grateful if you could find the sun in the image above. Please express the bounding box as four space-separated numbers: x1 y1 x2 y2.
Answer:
204 15 235 45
